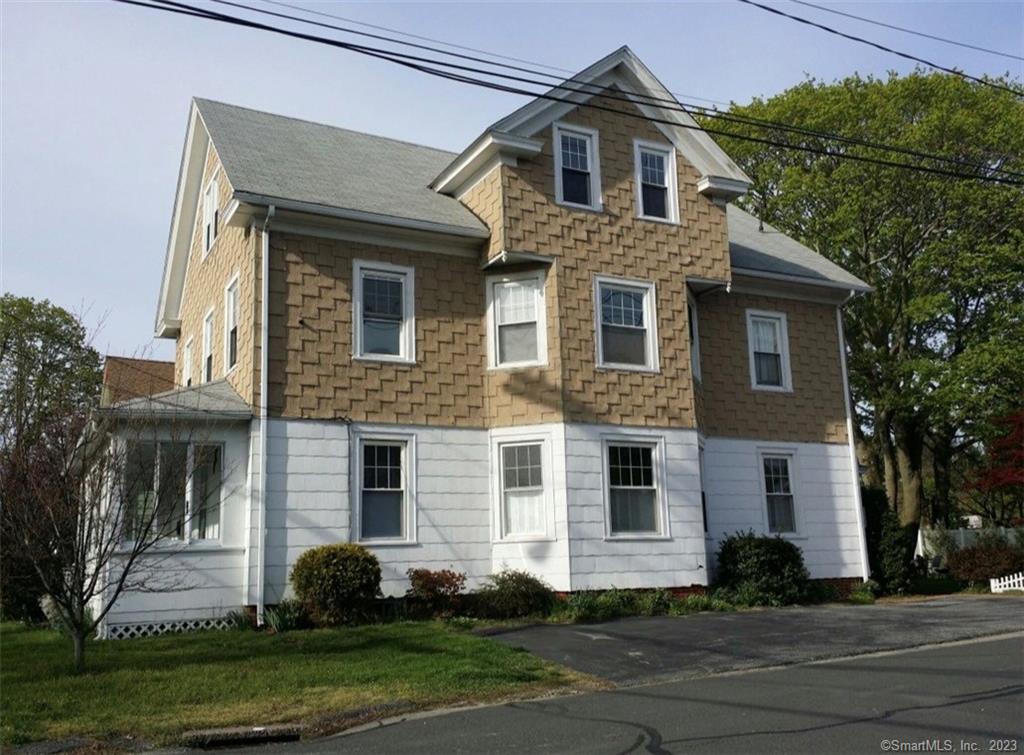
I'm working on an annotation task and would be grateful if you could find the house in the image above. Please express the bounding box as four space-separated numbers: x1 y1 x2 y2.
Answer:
96 47 871 639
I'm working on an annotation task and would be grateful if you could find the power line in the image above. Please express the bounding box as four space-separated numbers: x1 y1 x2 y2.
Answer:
736 0 1024 97
136 0 1024 185
217 0 1024 179
788 0 1024 62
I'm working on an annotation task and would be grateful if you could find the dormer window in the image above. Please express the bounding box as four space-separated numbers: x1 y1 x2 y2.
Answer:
634 140 678 223
202 177 219 255
553 123 601 211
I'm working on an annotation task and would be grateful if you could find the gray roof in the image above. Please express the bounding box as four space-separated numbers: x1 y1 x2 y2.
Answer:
195 98 487 236
101 380 251 421
727 205 870 292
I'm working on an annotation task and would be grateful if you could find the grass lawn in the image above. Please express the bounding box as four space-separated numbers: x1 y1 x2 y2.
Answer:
0 621 587 747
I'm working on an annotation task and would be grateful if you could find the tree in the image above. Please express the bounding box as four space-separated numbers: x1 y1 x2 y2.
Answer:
963 412 1024 526
702 71 1024 527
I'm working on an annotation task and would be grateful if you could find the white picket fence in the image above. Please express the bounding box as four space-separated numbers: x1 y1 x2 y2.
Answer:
990 571 1024 593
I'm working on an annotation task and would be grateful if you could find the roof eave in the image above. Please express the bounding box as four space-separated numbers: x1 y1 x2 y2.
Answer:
431 131 544 195
732 266 873 294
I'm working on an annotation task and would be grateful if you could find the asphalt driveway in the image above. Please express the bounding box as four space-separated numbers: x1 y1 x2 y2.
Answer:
488 595 1024 684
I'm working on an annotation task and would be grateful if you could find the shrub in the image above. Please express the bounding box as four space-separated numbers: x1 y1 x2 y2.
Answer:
875 509 915 594
290 543 382 625
715 531 809 606
562 589 639 622
635 588 674 616
946 533 1024 585
405 568 466 618
846 583 876 605
264 599 309 633
670 592 733 614
473 570 554 619
224 608 254 631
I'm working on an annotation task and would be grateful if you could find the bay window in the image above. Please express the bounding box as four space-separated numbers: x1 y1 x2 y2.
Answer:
499 442 546 538
487 272 547 368
606 441 664 536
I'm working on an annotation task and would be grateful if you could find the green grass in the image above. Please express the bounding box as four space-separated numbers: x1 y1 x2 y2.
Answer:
0 622 584 747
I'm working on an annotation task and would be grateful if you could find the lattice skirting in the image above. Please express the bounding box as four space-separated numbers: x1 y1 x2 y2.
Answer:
106 616 232 640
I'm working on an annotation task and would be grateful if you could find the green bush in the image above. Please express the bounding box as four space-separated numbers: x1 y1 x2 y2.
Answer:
264 599 309 633
472 570 554 619
224 608 254 631
290 543 381 625
946 533 1024 585
635 588 674 616
875 509 915 594
562 589 639 622
670 593 734 614
405 568 466 618
715 531 809 606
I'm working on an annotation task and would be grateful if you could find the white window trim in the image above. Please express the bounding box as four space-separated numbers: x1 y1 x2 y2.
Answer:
201 308 215 383
601 433 671 540
352 430 418 546
593 274 660 373
490 430 556 543
688 297 702 382
756 447 803 537
553 121 603 212
633 139 679 224
201 171 220 258
352 259 416 364
485 270 549 370
223 273 240 376
746 309 793 392
182 337 193 388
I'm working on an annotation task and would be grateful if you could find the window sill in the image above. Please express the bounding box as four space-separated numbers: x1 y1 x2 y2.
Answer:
357 539 419 548
603 534 672 542
636 214 679 226
555 199 603 213
353 354 416 366
115 542 242 556
488 361 549 372
751 384 794 394
596 363 660 375
494 535 556 544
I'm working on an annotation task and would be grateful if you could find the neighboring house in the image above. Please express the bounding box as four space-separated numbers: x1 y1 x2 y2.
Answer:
97 47 871 638
100 356 175 407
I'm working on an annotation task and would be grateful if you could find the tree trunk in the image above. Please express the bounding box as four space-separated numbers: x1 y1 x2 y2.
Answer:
930 427 955 526
895 420 925 527
72 630 86 673
876 412 899 510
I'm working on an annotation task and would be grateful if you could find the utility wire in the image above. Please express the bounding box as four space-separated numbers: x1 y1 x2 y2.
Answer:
204 0 1024 180
737 0 1024 97
788 0 1024 62
114 0 1024 186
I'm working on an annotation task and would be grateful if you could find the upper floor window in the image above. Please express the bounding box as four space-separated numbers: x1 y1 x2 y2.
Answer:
357 436 414 543
746 310 792 391
487 271 548 368
224 276 239 372
688 299 701 381
183 338 193 387
202 177 219 255
553 122 602 211
353 260 415 363
594 275 659 372
202 310 214 383
634 140 678 223
762 453 797 534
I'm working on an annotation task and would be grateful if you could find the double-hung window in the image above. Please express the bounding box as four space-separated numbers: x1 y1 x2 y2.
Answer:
487 272 547 368
554 123 601 210
182 338 193 387
202 310 214 383
746 310 792 391
499 442 547 538
688 299 701 381
595 276 659 371
202 177 219 255
190 445 222 540
606 442 663 536
354 260 415 363
762 453 796 534
358 438 412 542
634 141 678 222
224 276 239 372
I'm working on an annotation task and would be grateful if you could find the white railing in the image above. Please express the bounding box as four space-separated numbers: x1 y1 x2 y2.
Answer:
990 571 1024 594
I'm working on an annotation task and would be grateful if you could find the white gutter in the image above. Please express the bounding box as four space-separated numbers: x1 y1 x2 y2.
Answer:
837 298 871 581
256 205 275 623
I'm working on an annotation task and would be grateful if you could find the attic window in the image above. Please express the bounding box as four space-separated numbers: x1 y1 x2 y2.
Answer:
202 177 219 255
634 140 678 223
553 123 601 211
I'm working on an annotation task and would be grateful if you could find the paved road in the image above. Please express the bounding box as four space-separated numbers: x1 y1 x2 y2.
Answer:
242 634 1024 754
489 596 1024 684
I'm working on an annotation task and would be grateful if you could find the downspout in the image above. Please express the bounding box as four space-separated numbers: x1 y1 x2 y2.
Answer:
837 293 871 581
257 205 275 624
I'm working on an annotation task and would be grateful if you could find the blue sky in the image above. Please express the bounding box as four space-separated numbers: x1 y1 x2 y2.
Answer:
2 0 1021 360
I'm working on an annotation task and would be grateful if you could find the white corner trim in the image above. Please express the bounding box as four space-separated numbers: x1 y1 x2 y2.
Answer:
553 121 603 212
351 429 418 546
485 269 549 370
837 307 871 581
593 274 660 373
633 138 680 224
745 308 793 392
352 259 416 364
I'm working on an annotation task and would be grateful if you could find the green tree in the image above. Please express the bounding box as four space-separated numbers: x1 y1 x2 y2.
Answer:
703 72 1024 527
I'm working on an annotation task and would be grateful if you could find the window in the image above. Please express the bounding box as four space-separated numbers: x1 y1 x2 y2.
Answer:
487 272 547 368
606 442 663 536
202 177 219 255
688 299 701 381
746 310 792 391
122 441 220 542
353 260 415 362
183 338 193 388
634 141 678 222
762 454 796 534
358 439 411 541
202 310 214 382
499 442 546 538
553 123 601 210
595 276 659 371
224 277 239 371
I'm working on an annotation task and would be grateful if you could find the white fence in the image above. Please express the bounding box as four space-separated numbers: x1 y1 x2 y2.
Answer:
990 572 1024 593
